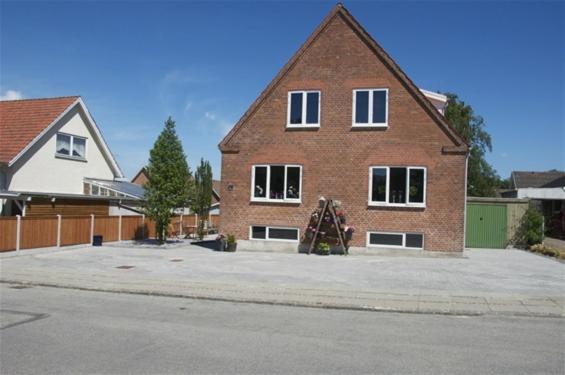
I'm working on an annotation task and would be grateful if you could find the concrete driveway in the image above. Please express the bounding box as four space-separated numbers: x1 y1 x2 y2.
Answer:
1 244 564 316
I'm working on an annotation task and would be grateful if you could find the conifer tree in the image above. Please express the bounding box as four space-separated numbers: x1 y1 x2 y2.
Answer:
144 117 192 243
192 158 213 240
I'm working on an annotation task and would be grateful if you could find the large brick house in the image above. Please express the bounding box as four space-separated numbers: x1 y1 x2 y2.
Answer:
219 4 468 252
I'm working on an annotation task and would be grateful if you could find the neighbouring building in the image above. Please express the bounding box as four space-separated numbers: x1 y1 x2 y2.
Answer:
502 171 565 237
218 4 468 252
131 167 221 216
0 96 143 216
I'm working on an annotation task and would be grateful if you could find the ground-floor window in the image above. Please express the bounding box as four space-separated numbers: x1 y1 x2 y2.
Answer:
250 225 299 242
251 165 302 203
366 231 423 249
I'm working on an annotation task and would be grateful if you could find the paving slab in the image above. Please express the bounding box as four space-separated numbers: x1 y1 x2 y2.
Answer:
1 244 564 317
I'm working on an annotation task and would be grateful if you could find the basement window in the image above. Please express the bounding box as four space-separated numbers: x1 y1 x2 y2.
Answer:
353 89 388 127
250 226 299 242
369 166 426 207
56 133 86 160
287 91 320 127
252 165 302 203
367 231 423 249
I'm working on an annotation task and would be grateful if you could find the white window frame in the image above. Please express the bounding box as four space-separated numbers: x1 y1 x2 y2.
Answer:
55 132 87 160
352 88 389 127
249 225 300 242
287 90 321 128
366 231 424 249
251 164 302 203
368 166 427 207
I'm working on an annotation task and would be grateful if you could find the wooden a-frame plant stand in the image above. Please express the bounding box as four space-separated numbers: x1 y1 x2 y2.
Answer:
307 199 348 255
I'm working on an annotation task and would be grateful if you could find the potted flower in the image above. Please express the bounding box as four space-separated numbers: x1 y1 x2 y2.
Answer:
226 234 237 252
317 242 330 256
215 233 226 251
344 225 355 241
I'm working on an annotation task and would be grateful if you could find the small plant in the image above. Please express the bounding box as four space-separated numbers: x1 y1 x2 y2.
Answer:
225 234 237 252
317 242 330 255
524 207 544 246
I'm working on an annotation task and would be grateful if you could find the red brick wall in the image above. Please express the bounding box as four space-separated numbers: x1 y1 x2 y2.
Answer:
220 14 466 251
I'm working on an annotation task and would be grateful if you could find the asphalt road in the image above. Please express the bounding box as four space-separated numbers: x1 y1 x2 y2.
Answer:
1 284 564 375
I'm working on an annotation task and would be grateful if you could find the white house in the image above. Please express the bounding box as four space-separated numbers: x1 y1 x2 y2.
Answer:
0 96 143 216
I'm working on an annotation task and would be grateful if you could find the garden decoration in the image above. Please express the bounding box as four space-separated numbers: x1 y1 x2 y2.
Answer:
305 198 350 255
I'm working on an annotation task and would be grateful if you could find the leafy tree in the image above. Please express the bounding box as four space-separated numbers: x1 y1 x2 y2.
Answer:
524 206 544 246
144 117 192 243
444 93 500 197
192 158 213 240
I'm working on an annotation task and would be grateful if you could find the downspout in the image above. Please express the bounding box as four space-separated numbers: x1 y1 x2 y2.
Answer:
462 152 469 251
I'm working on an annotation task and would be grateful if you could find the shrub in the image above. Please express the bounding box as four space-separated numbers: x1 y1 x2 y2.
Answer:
317 242 330 255
524 207 544 246
227 234 236 245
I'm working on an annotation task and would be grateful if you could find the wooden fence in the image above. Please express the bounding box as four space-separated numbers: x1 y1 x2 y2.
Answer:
0 214 220 252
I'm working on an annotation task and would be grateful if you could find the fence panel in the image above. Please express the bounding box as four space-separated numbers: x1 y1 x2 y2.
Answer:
145 218 156 239
93 216 119 242
0 218 17 252
210 215 220 229
20 216 58 249
61 216 91 246
121 216 144 240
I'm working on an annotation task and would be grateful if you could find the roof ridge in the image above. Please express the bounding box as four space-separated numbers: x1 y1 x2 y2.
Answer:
0 95 80 103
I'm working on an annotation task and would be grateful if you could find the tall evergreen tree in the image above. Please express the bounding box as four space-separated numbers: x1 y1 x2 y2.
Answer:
444 93 501 197
192 158 213 240
144 117 192 243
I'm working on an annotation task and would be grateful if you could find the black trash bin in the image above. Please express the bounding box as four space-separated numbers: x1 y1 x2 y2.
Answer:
92 235 103 246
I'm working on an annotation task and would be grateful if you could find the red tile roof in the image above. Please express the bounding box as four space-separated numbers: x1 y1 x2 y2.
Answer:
0 96 79 164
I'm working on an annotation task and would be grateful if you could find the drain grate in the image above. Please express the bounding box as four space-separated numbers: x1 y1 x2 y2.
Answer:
170 259 183 262
115 265 135 269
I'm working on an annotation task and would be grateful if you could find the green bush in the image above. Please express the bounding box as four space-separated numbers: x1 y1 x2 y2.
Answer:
524 207 544 246
227 234 236 245
317 242 330 255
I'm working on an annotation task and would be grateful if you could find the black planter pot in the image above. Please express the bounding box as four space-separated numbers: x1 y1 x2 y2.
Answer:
226 242 237 252
216 239 226 251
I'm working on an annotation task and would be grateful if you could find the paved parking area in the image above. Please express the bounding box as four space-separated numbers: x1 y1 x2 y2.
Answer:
1 244 564 316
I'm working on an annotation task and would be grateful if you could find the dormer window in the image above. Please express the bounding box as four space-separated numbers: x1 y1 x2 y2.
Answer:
352 89 388 127
56 133 86 160
287 91 320 128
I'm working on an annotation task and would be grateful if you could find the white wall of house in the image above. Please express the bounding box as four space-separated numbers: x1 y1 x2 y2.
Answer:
6 107 116 194
517 188 565 200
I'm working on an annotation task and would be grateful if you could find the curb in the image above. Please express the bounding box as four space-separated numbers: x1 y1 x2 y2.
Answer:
2 280 563 319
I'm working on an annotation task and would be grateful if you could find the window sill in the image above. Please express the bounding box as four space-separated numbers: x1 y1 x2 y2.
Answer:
286 124 320 129
366 244 423 250
368 202 425 208
55 154 87 163
250 238 299 243
352 123 388 129
250 198 301 204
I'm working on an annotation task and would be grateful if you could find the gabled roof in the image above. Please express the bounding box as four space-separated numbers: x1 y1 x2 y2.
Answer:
219 3 467 152
511 171 565 189
0 96 79 164
0 96 123 177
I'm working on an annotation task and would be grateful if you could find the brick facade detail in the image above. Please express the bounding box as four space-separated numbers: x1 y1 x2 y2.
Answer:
219 6 467 252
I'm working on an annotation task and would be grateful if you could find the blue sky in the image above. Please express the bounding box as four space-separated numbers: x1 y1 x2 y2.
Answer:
1 1 563 180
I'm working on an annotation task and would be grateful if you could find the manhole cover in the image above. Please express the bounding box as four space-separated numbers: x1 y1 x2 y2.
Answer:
170 259 183 262
115 265 135 269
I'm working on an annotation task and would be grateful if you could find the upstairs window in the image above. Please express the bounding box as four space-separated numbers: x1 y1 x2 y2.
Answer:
252 165 302 202
56 133 86 160
287 91 320 127
369 166 426 206
353 89 388 127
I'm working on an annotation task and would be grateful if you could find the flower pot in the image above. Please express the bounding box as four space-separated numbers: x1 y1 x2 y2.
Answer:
216 239 226 251
226 242 237 252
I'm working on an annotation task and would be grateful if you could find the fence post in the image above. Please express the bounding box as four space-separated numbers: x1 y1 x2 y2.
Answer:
56 214 62 248
118 215 122 242
90 214 95 245
179 214 183 237
16 215 21 253
141 214 145 239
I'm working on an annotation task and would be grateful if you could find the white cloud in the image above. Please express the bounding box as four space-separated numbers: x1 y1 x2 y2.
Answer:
184 100 193 113
204 111 217 121
0 89 23 101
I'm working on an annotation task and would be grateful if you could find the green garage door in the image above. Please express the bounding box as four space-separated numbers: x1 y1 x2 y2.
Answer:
466 203 507 248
